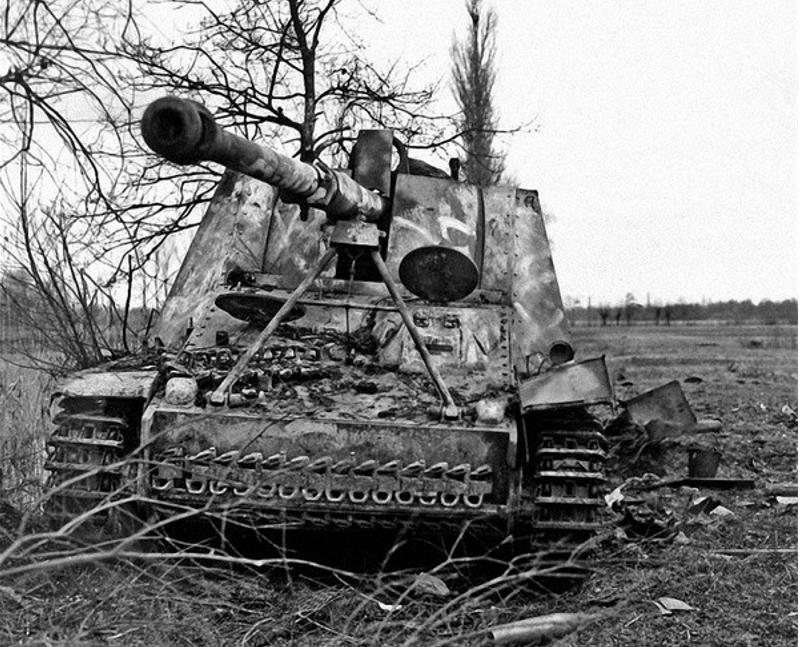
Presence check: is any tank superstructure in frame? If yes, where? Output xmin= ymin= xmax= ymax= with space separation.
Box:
xmin=45 ymin=96 xmax=615 ymax=555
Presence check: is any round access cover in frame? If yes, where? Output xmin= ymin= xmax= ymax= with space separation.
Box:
xmin=398 ymin=246 xmax=479 ymax=302
xmin=214 ymin=292 xmax=306 ymax=326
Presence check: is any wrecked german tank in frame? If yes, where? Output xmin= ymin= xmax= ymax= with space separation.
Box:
xmin=44 ymin=96 xmax=615 ymax=560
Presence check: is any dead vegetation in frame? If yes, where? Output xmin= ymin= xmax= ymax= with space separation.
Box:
xmin=0 ymin=360 xmax=49 ymax=511
xmin=0 ymin=324 xmax=796 ymax=646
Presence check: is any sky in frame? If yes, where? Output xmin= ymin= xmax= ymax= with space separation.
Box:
xmin=359 ymin=1 xmax=797 ymax=306
xmin=2 ymin=1 xmax=795 ymax=307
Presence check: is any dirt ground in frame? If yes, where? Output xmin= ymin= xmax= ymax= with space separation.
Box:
xmin=0 ymin=324 xmax=796 ymax=646
xmin=560 ymin=324 xmax=798 ymax=646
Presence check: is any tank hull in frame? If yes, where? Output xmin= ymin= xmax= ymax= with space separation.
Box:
xmin=44 ymin=101 xmax=613 ymax=567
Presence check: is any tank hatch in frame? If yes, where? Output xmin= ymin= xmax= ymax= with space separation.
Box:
xmin=214 ymin=291 xmax=305 ymax=326
xmin=398 ymin=246 xmax=478 ymax=302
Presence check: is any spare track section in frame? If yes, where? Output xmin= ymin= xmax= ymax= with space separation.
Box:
xmin=150 ymin=450 xmax=494 ymax=513
xmin=45 ymin=404 xmax=136 ymax=523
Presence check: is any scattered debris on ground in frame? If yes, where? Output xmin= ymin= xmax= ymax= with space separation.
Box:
xmin=489 ymin=611 xmax=604 ymax=645
xmin=1 ymin=325 xmax=795 ymax=646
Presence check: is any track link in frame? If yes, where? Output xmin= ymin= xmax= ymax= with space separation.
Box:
xmin=532 ymin=421 xmax=607 ymax=538
xmin=45 ymin=405 xmax=136 ymax=522
xmin=149 ymin=448 xmax=495 ymax=511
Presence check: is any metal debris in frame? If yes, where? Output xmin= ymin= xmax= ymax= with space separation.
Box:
xmin=489 ymin=612 xmax=602 ymax=645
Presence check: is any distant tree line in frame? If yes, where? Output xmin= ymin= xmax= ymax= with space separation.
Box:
xmin=570 ymin=299 xmax=797 ymax=327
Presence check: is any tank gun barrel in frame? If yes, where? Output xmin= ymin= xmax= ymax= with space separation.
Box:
xmin=141 ymin=96 xmax=388 ymax=221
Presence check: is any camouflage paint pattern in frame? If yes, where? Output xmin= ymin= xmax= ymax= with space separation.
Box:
xmin=155 ymin=172 xmax=275 ymax=348
xmin=146 ymin=406 xmax=512 ymax=499
xmin=509 ymin=189 xmax=571 ymax=376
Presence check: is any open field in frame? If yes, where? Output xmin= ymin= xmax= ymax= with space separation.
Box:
xmin=564 ymin=324 xmax=798 ymax=646
xmin=0 ymin=324 xmax=796 ymax=646
xmin=574 ymin=324 xmax=798 ymax=478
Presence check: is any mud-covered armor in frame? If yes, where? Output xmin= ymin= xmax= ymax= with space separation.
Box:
xmin=45 ymin=96 xmax=615 ymax=556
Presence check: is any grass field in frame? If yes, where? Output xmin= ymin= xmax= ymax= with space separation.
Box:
xmin=0 ymin=324 xmax=796 ymax=646
xmin=0 ymin=358 xmax=50 ymax=510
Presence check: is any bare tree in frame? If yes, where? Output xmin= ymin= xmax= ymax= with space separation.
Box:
xmin=0 ymin=0 xmax=463 ymax=368
xmin=0 ymin=155 xmax=147 ymax=368
xmin=126 ymin=0 xmax=452 ymax=164
xmin=450 ymin=0 xmax=505 ymax=185
xmin=0 ymin=0 xmax=175 ymax=366
xmin=598 ymin=307 xmax=610 ymax=326
xmin=624 ymin=292 xmax=641 ymax=326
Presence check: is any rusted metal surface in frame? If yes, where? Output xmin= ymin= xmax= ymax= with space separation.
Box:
xmin=386 ymin=178 xmax=570 ymax=377
xmin=154 ymin=172 xmax=273 ymax=348
xmin=509 ymin=189 xmax=571 ymax=377
xmin=146 ymin=405 xmax=511 ymax=507
xmin=261 ymin=201 xmax=333 ymax=288
xmin=150 ymin=409 xmax=509 ymax=466
xmin=49 ymin=98 xmax=613 ymax=547
xmin=373 ymin=304 xmax=511 ymax=384
xmin=398 ymin=246 xmax=479 ymax=302
xmin=528 ymin=421 xmax=607 ymax=532
xmin=518 ymin=357 xmax=613 ymax=411
xmin=624 ymin=380 xmax=697 ymax=426
xmin=350 ymin=129 xmax=393 ymax=195
xmin=142 ymin=97 xmax=318 ymax=194
xmin=209 ymin=247 xmax=338 ymax=405
xmin=369 ymin=247 xmax=459 ymax=417
xmin=478 ymin=185 xmax=515 ymax=291
xmin=330 ymin=219 xmax=382 ymax=247
xmin=214 ymin=291 xmax=306 ymax=325
xmin=142 ymin=96 xmax=388 ymax=221
xmin=45 ymin=407 xmax=134 ymax=511
xmin=173 ymin=324 xmax=513 ymax=425
xmin=154 ymin=460 xmax=494 ymax=507
xmin=53 ymin=369 xmax=157 ymax=400
xmin=386 ymin=175 xmax=481 ymax=285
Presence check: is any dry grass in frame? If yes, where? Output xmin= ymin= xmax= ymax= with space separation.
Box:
xmin=0 ymin=357 xmax=51 ymax=510
xmin=0 ymin=325 xmax=796 ymax=646
xmin=562 ymin=492 xmax=797 ymax=646
xmin=0 ymin=522 xmax=611 ymax=646
xmin=0 ymin=558 xmax=548 ymax=646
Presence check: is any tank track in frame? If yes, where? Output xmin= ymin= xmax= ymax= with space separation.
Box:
xmin=44 ymin=409 xmax=137 ymax=524
xmin=522 ymin=411 xmax=608 ymax=581
xmin=532 ymin=425 xmax=607 ymax=536
xmin=44 ymin=402 xmax=608 ymax=563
